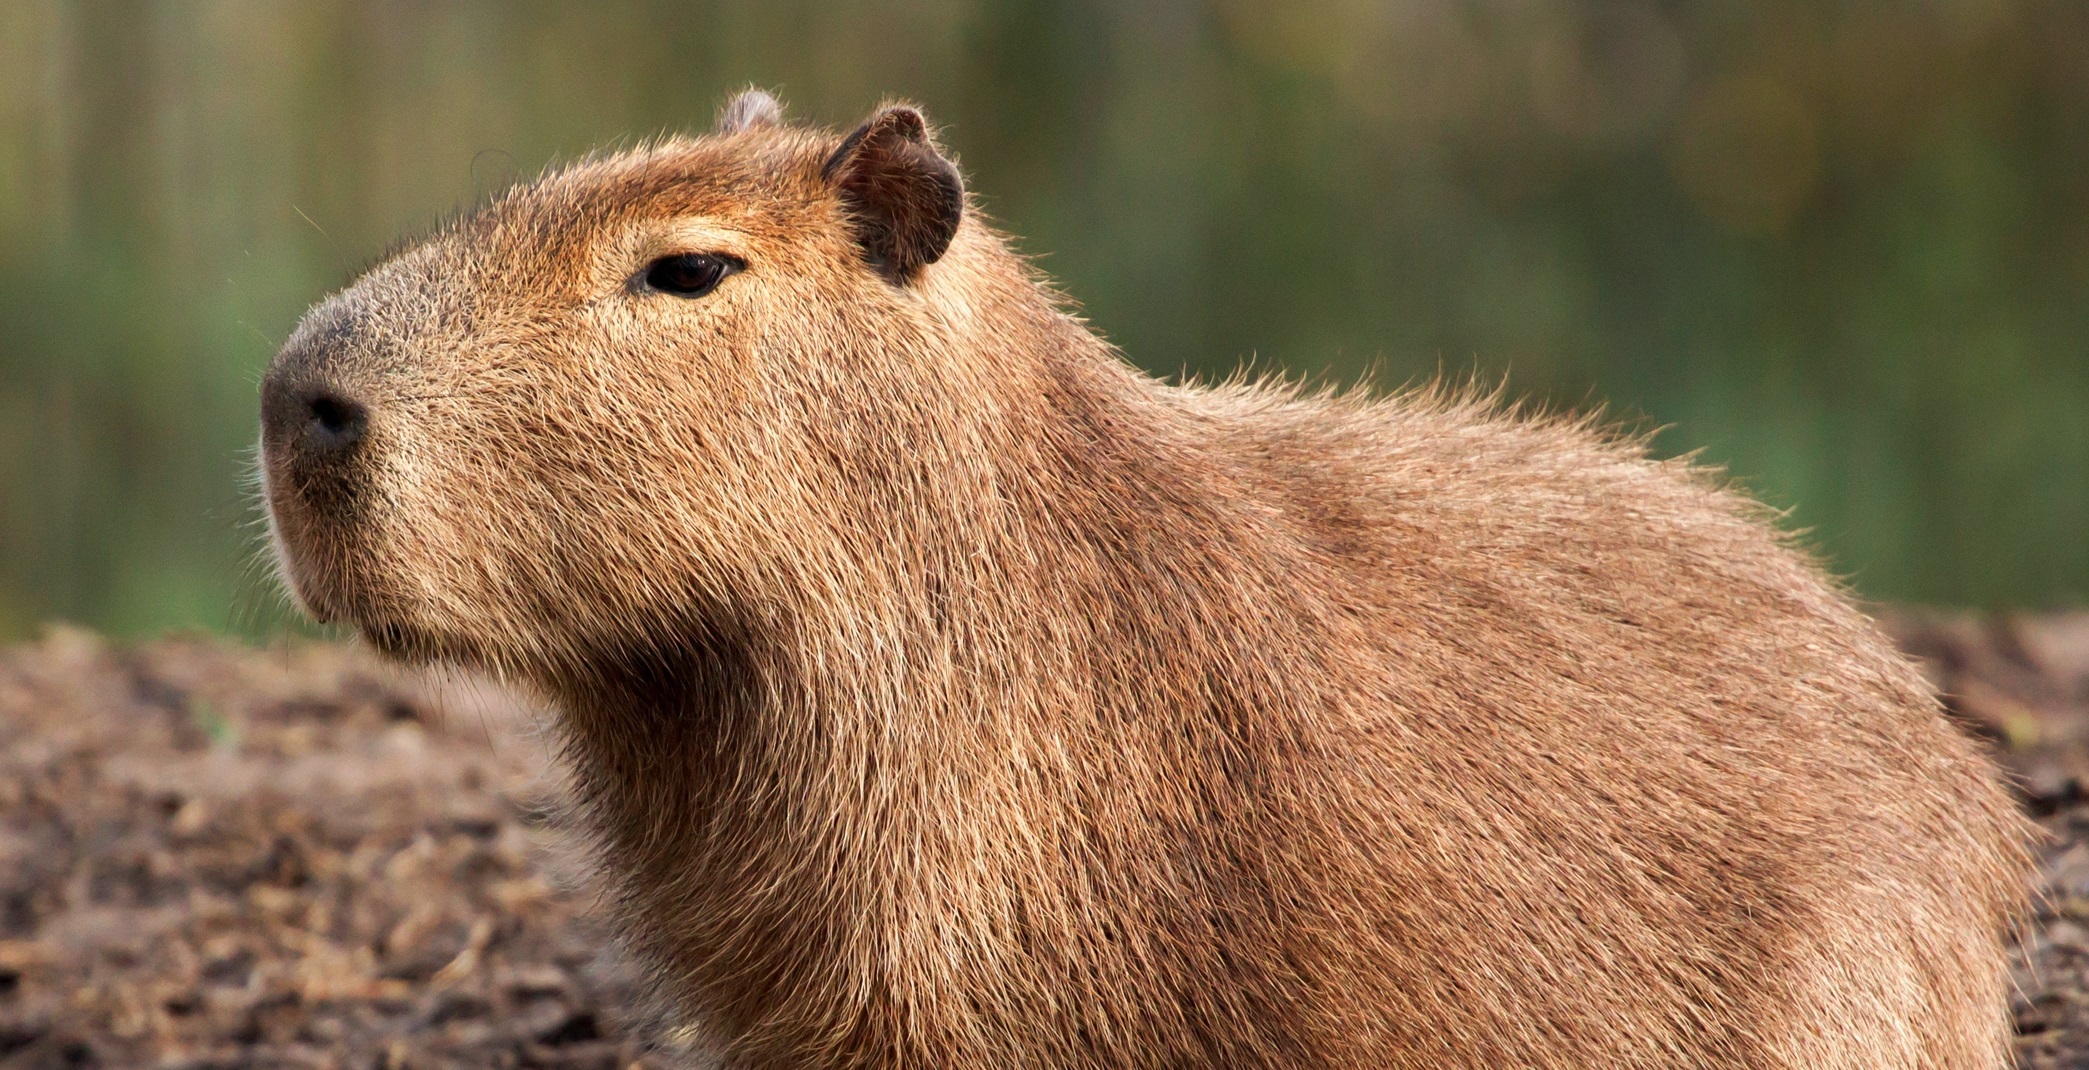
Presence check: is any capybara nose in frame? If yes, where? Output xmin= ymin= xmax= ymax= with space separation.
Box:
xmin=261 ymin=370 xmax=371 ymax=467
xmin=303 ymin=390 xmax=368 ymax=454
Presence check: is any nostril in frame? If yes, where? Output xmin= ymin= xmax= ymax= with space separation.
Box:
xmin=306 ymin=392 xmax=368 ymax=447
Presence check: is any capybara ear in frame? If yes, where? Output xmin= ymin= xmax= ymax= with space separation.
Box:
xmin=716 ymin=88 xmax=783 ymax=134
xmin=820 ymin=105 xmax=963 ymax=283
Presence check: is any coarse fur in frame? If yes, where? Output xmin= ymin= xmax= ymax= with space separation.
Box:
xmin=260 ymin=91 xmax=2033 ymax=1069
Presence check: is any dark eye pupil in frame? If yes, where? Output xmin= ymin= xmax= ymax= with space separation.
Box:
xmin=645 ymin=253 xmax=730 ymax=296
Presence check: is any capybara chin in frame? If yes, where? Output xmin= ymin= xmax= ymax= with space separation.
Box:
xmin=258 ymin=90 xmax=2032 ymax=1069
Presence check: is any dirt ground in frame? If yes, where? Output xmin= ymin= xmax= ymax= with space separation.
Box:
xmin=0 ymin=631 xmax=651 ymax=1070
xmin=2 ymin=611 xmax=2088 ymax=1069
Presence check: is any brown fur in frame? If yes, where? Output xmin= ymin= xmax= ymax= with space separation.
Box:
xmin=260 ymin=92 xmax=2034 ymax=1069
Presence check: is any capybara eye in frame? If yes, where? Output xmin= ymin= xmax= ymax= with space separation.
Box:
xmin=643 ymin=253 xmax=740 ymax=298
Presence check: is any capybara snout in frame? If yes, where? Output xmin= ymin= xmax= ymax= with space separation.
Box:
xmin=260 ymin=318 xmax=373 ymax=486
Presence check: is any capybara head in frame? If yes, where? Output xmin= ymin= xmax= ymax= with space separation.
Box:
xmin=261 ymin=92 xmax=989 ymax=675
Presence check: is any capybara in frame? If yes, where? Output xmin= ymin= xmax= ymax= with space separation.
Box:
xmin=259 ymin=90 xmax=2032 ymax=1069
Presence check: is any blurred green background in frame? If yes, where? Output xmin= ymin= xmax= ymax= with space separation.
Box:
xmin=1 ymin=0 xmax=2084 ymax=640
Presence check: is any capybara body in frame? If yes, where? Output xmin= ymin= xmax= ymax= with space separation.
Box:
xmin=260 ymin=92 xmax=2032 ymax=1068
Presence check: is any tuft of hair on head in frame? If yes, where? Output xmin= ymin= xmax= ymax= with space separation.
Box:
xmin=820 ymin=104 xmax=964 ymax=284
xmin=715 ymin=88 xmax=784 ymax=134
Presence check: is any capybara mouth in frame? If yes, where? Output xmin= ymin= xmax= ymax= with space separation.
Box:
xmin=260 ymin=458 xmax=334 ymax=622
xmin=261 ymin=435 xmax=466 ymax=668
xmin=273 ymin=544 xmax=433 ymax=661
xmin=261 ymin=461 xmax=394 ymax=643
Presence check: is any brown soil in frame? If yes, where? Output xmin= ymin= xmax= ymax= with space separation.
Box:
xmin=1 ymin=612 xmax=2086 ymax=1068
xmin=0 ymin=631 xmax=652 ymax=1069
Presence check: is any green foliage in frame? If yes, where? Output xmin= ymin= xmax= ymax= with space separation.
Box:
xmin=1 ymin=0 xmax=2083 ymax=638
